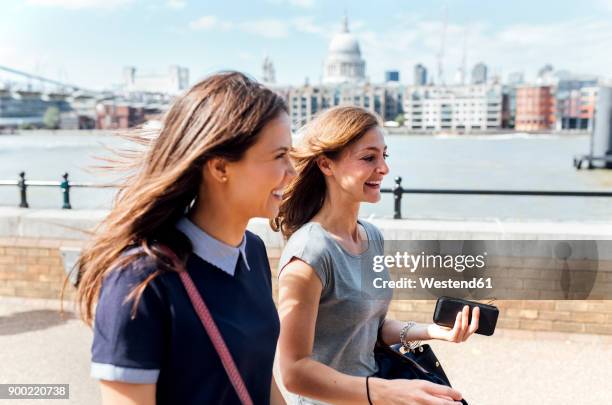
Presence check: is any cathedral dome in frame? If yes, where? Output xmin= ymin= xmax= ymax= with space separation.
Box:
xmin=328 ymin=32 xmax=361 ymax=55
xmin=322 ymin=15 xmax=366 ymax=85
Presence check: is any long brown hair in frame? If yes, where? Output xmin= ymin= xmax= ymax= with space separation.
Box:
xmin=272 ymin=106 xmax=381 ymax=238
xmin=75 ymin=71 xmax=287 ymax=326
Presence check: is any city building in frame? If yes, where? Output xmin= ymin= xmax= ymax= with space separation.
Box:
xmin=274 ymin=14 xmax=402 ymax=129
xmin=69 ymin=93 xmax=105 ymax=129
xmin=95 ymin=102 xmax=146 ymax=130
xmin=262 ymin=56 xmax=276 ymax=85
xmin=385 ymin=70 xmax=400 ymax=83
xmin=402 ymin=84 xmax=506 ymax=132
xmin=471 ymin=63 xmax=488 ymax=85
xmin=454 ymin=68 xmax=466 ymax=85
xmin=414 ymin=64 xmax=428 ymax=86
xmin=122 ymin=65 xmax=189 ymax=95
xmin=538 ymin=64 xmax=555 ymax=80
xmin=0 ymin=89 xmax=72 ymax=129
xmin=504 ymin=85 xmax=518 ymax=129
xmin=284 ymin=83 xmax=402 ymax=129
xmin=508 ymin=72 xmax=525 ymax=86
xmin=266 ymin=15 xmax=605 ymax=135
xmin=554 ymin=76 xmax=599 ymax=130
xmin=515 ymin=85 xmax=556 ymax=131
xmin=557 ymin=86 xmax=598 ymax=131
xmin=322 ymin=15 xmax=366 ymax=85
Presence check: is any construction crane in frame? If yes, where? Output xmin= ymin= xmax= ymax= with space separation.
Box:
xmin=436 ymin=5 xmax=448 ymax=85
xmin=460 ymin=28 xmax=468 ymax=85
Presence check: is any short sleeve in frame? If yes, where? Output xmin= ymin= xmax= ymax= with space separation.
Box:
xmin=279 ymin=225 xmax=332 ymax=291
xmin=362 ymin=220 xmax=384 ymax=253
xmin=90 ymin=259 xmax=168 ymax=384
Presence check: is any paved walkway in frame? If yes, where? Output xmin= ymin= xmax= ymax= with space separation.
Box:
xmin=0 ymin=296 xmax=611 ymax=405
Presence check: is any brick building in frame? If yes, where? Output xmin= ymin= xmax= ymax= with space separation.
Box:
xmin=515 ymin=85 xmax=556 ymax=132
xmin=95 ymin=102 xmax=146 ymax=130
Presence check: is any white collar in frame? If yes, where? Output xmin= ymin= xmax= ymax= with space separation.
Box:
xmin=176 ymin=217 xmax=250 ymax=276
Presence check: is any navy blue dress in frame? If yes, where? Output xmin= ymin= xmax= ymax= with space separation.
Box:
xmin=91 ymin=230 xmax=280 ymax=405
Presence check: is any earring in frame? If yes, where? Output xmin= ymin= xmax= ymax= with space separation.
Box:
xmin=221 ymin=176 xmax=228 ymax=182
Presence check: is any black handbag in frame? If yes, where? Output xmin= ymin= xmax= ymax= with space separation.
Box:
xmin=373 ymin=340 xmax=468 ymax=405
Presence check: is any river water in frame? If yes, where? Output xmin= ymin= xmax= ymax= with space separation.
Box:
xmin=1 ymin=130 xmax=611 ymax=222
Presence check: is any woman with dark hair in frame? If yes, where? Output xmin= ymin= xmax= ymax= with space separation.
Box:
xmin=76 ymin=71 xmax=295 ymax=405
xmin=274 ymin=106 xmax=479 ymax=405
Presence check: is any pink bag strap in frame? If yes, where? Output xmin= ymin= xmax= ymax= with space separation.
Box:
xmin=157 ymin=245 xmax=254 ymax=405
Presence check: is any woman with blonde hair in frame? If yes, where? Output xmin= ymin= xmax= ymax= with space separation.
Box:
xmin=76 ymin=71 xmax=295 ymax=405
xmin=274 ymin=106 xmax=479 ymax=405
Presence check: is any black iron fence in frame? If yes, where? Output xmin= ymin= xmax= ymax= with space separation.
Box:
xmin=0 ymin=172 xmax=114 ymax=210
xmin=1 ymin=173 xmax=612 ymax=219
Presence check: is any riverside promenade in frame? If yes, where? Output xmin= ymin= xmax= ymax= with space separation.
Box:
xmin=1 ymin=207 xmax=612 ymax=404
xmin=1 ymin=296 xmax=611 ymax=405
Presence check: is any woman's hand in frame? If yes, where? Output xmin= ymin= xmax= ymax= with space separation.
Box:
xmin=369 ymin=377 xmax=464 ymax=405
xmin=427 ymin=305 xmax=480 ymax=343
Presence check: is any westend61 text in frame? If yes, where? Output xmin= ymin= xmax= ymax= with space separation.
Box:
xmin=373 ymin=277 xmax=493 ymax=289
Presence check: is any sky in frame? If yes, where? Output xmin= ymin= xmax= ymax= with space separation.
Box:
xmin=1 ymin=0 xmax=612 ymax=90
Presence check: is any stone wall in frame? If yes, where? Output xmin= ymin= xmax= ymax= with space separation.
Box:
xmin=1 ymin=207 xmax=611 ymax=336
xmin=0 ymin=237 xmax=82 ymax=300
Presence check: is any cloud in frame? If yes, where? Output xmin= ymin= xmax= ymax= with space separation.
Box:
xmin=187 ymin=14 xmax=336 ymax=40
xmin=291 ymin=16 xmax=325 ymax=35
xmin=189 ymin=15 xmax=218 ymax=30
xmin=238 ymin=51 xmax=254 ymax=61
xmin=241 ymin=19 xmax=290 ymax=38
xmin=189 ymin=15 xmax=299 ymax=38
xmin=166 ymin=0 xmax=186 ymax=9
xmin=343 ymin=15 xmax=612 ymax=84
xmin=189 ymin=15 xmax=233 ymax=31
xmin=596 ymin=0 xmax=612 ymax=11
xmin=26 ymin=0 xmax=133 ymax=9
xmin=266 ymin=0 xmax=314 ymax=8
xmin=189 ymin=12 xmax=612 ymax=84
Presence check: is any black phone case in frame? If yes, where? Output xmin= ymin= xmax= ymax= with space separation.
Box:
xmin=433 ymin=296 xmax=499 ymax=336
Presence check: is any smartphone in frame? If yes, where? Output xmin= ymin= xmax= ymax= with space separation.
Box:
xmin=433 ymin=296 xmax=499 ymax=336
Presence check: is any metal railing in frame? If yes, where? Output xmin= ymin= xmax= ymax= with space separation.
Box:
xmin=0 ymin=172 xmax=114 ymax=210
xmin=1 ymin=173 xmax=612 ymax=218
xmin=381 ymin=177 xmax=612 ymax=219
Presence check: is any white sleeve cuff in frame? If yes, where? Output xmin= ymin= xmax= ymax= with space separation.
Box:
xmin=91 ymin=362 xmax=160 ymax=384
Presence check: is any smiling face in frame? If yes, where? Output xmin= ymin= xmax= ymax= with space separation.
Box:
xmin=225 ymin=112 xmax=296 ymax=219
xmin=321 ymin=126 xmax=389 ymax=204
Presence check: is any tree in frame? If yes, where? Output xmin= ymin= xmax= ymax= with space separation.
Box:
xmin=43 ymin=106 xmax=61 ymax=130
xmin=394 ymin=113 xmax=406 ymax=126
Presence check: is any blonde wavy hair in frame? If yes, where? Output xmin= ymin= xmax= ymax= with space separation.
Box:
xmin=272 ymin=106 xmax=381 ymax=238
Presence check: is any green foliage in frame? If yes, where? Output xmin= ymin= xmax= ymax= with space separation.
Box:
xmin=394 ymin=113 xmax=405 ymax=126
xmin=43 ymin=106 xmax=61 ymax=129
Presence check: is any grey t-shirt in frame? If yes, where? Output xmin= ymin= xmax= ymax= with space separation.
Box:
xmin=278 ymin=220 xmax=393 ymax=404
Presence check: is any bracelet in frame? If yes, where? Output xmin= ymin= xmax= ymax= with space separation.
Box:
xmin=399 ymin=321 xmax=422 ymax=351
xmin=366 ymin=376 xmax=373 ymax=405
